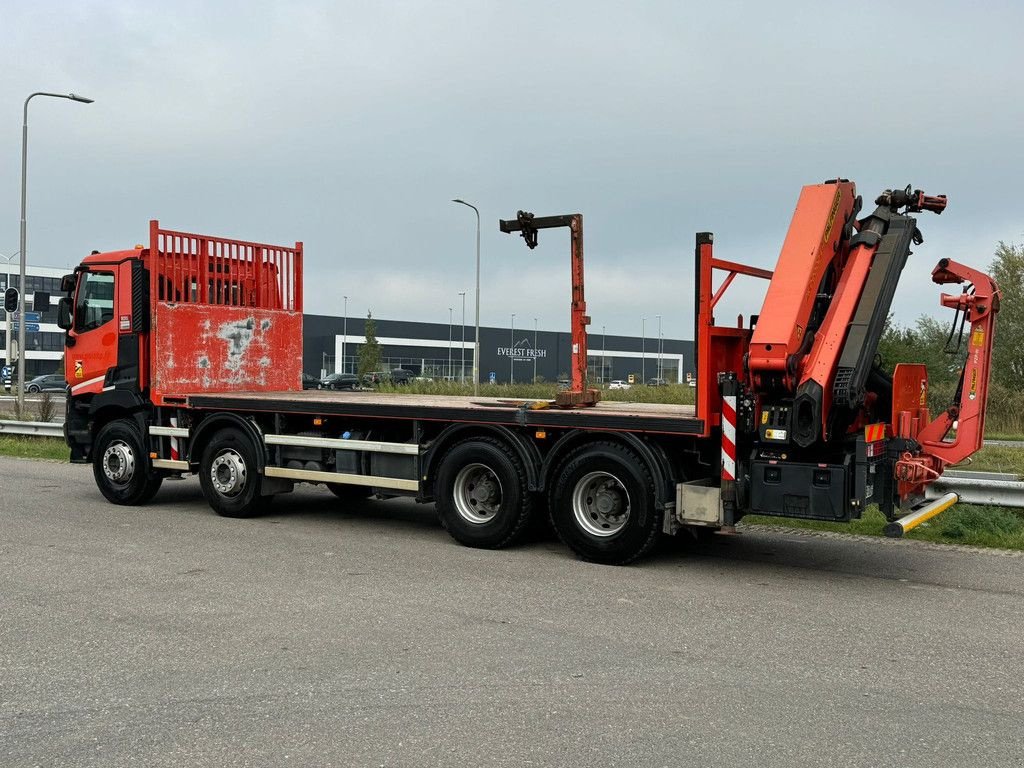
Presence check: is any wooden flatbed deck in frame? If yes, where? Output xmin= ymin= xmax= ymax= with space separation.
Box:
xmin=186 ymin=391 xmax=705 ymax=436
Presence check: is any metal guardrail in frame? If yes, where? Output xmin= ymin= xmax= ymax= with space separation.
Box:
xmin=0 ymin=419 xmax=64 ymax=437
xmin=927 ymin=469 xmax=1024 ymax=509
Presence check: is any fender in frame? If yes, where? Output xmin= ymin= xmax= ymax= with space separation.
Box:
xmin=422 ymin=423 xmax=543 ymax=493
xmin=541 ymin=430 xmax=677 ymax=508
xmin=66 ymin=389 xmax=150 ymax=462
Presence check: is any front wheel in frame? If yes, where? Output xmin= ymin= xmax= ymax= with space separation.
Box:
xmin=435 ymin=437 xmax=534 ymax=549
xmin=199 ymin=428 xmax=272 ymax=518
xmin=28 ymin=385 xmax=40 ymax=393
xmin=549 ymin=441 xmax=660 ymax=565
xmin=93 ymin=419 xmax=163 ymax=505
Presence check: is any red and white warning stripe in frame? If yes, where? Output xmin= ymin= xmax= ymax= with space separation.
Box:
xmin=169 ymin=417 xmax=180 ymax=461
xmin=721 ymin=395 xmax=737 ymax=482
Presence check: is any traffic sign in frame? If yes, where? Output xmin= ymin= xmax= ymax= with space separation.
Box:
xmin=11 ymin=323 xmax=40 ymax=332
xmin=22 ymin=312 xmax=40 ymax=323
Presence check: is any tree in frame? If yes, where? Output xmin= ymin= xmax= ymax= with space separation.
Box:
xmin=990 ymin=241 xmax=1023 ymax=387
xmin=357 ymin=311 xmax=382 ymax=378
xmin=877 ymin=314 xmax=965 ymax=387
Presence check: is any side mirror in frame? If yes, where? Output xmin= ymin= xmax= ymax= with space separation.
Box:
xmin=57 ymin=297 xmax=73 ymax=330
xmin=60 ymin=273 xmax=76 ymax=293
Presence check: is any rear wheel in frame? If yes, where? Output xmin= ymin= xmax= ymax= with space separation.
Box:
xmin=199 ymin=428 xmax=272 ymax=518
xmin=93 ymin=419 xmax=163 ymax=505
xmin=435 ymin=437 xmax=533 ymax=549
xmin=549 ymin=441 xmax=660 ymax=565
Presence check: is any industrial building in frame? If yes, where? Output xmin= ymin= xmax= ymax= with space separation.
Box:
xmin=1 ymin=262 xmax=696 ymax=388
xmin=1 ymin=264 xmax=65 ymax=381
xmin=303 ymin=314 xmax=695 ymax=385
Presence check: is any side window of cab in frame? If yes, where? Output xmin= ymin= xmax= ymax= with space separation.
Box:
xmin=74 ymin=271 xmax=115 ymax=332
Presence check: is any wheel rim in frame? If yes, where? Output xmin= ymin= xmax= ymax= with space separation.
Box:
xmin=572 ymin=471 xmax=630 ymax=538
xmin=210 ymin=449 xmax=247 ymax=497
xmin=102 ymin=439 xmax=136 ymax=486
xmin=452 ymin=463 xmax=503 ymax=525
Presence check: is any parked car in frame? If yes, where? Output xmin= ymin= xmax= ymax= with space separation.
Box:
xmin=318 ymin=373 xmax=360 ymax=391
xmin=646 ymin=377 xmax=667 ymax=387
xmin=390 ymin=368 xmax=415 ymax=385
xmin=609 ymin=380 xmax=631 ymax=390
xmin=25 ymin=373 xmax=68 ymax=393
xmin=301 ymin=373 xmax=320 ymax=390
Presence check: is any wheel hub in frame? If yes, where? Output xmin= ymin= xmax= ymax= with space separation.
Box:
xmin=102 ymin=440 xmax=136 ymax=485
xmin=453 ymin=463 xmax=503 ymax=525
xmin=210 ymin=449 xmax=247 ymax=496
xmin=572 ymin=471 xmax=630 ymax=538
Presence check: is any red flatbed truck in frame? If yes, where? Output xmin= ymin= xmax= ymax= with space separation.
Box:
xmin=57 ymin=182 xmax=1001 ymax=564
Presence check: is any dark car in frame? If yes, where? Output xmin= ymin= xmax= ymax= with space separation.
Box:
xmin=390 ymin=368 xmax=414 ymax=385
xmin=318 ymin=373 xmax=360 ymax=391
xmin=26 ymin=373 xmax=68 ymax=393
xmin=646 ymin=377 xmax=667 ymax=387
xmin=301 ymin=373 xmax=320 ymax=390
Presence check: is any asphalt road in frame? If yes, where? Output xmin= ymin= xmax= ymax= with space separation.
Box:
xmin=1 ymin=457 xmax=1022 ymax=768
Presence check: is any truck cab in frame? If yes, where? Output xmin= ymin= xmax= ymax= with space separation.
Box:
xmin=58 ymin=223 xmax=303 ymax=466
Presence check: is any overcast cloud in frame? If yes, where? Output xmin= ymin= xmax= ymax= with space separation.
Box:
xmin=1 ymin=0 xmax=1021 ymax=340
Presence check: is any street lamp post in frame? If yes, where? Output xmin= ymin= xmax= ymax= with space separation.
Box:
xmin=533 ymin=317 xmax=538 ymax=384
xmin=452 ymin=199 xmax=480 ymax=396
xmin=459 ymin=291 xmax=466 ymax=384
xmin=602 ymin=325 xmax=606 ymax=384
xmin=641 ymin=317 xmax=646 ymax=383
xmin=18 ymin=91 xmax=93 ymax=410
xmin=342 ymin=294 xmax=348 ymax=374
xmin=510 ymin=313 xmax=515 ymax=384
xmin=656 ymin=314 xmax=663 ymax=382
xmin=448 ymin=307 xmax=453 ymax=380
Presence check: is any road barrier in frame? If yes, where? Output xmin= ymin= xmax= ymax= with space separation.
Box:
xmin=927 ymin=470 xmax=1024 ymax=509
xmin=0 ymin=419 xmax=64 ymax=437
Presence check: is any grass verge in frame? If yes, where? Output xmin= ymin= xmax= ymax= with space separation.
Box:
xmin=744 ymin=503 xmax=1024 ymax=551
xmin=0 ymin=435 xmax=70 ymax=461
xmin=370 ymin=380 xmax=697 ymax=404
xmin=956 ymin=445 xmax=1024 ymax=476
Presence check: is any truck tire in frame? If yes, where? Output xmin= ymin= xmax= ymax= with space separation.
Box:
xmin=199 ymin=428 xmax=272 ymax=518
xmin=93 ymin=419 xmax=163 ymax=506
xmin=435 ymin=437 xmax=534 ymax=549
xmin=548 ymin=441 xmax=660 ymax=565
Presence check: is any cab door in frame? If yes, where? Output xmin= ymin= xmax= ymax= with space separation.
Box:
xmin=67 ymin=269 xmax=118 ymax=397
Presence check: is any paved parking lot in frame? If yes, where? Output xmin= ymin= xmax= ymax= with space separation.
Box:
xmin=1 ymin=456 xmax=1022 ymax=767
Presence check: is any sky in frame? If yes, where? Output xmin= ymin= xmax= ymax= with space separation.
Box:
xmin=1 ymin=0 xmax=1022 ymax=342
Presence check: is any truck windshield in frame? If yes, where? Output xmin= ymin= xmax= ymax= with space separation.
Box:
xmin=74 ymin=271 xmax=115 ymax=331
